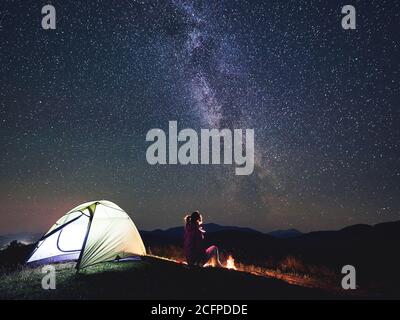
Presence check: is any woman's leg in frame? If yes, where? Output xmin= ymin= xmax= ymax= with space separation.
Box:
xmin=205 ymin=245 xmax=223 ymax=267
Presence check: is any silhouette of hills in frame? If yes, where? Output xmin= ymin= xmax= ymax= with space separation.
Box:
xmin=268 ymin=228 xmax=303 ymax=238
xmin=0 ymin=232 xmax=41 ymax=248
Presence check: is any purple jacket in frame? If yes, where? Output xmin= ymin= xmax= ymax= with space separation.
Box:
xmin=184 ymin=223 xmax=206 ymax=264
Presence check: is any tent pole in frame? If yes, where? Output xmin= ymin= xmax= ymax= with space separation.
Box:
xmin=75 ymin=204 xmax=96 ymax=272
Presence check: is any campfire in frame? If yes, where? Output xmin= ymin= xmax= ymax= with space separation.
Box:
xmin=225 ymin=255 xmax=237 ymax=270
xmin=203 ymin=257 xmax=217 ymax=268
xmin=203 ymin=254 xmax=237 ymax=270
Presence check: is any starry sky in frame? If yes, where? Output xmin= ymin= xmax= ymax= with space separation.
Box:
xmin=0 ymin=0 xmax=399 ymax=234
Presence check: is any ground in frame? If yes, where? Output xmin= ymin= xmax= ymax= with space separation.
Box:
xmin=0 ymin=256 xmax=340 ymax=300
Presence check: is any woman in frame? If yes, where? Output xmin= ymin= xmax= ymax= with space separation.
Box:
xmin=183 ymin=211 xmax=223 ymax=267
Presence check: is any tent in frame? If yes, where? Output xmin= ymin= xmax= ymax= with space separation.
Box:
xmin=27 ymin=200 xmax=146 ymax=270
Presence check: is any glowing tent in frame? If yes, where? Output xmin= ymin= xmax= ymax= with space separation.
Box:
xmin=27 ymin=200 xmax=146 ymax=270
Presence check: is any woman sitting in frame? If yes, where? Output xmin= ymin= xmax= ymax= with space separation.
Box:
xmin=183 ymin=211 xmax=223 ymax=267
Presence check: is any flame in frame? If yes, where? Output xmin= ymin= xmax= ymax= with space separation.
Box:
xmin=226 ymin=255 xmax=236 ymax=270
xmin=203 ymin=257 xmax=217 ymax=268
xmin=204 ymin=255 xmax=237 ymax=269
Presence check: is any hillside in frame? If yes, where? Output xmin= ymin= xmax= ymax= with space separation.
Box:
xmin=1 ymin=220 xmax=399 ymax=298
xmin=0 ymin=256 xmax=337 ymax=300
xmin=144 ymin=220 xmax=400 ymax=297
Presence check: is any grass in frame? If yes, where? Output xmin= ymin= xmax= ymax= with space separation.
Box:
xmin=0 ymin=261 xmax=148 ymax=299
xmin=0 ymin=256 xmax=340 ymax=300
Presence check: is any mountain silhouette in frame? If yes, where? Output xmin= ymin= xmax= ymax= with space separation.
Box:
xmin=268 ymin=228 xmax=303 ymax=238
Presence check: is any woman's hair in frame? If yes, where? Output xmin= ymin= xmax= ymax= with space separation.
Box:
xmin=185 ymin=211 xmax=202 ymax=226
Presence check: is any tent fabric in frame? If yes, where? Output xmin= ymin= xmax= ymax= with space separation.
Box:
xmin=27 ymin=214 xmax=89 ymax=263
xmin=27 ymin=200 xmax=146 ymax=269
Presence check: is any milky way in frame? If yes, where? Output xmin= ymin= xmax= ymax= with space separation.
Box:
xmin=0 ymin=0 xmax=399 ymax=233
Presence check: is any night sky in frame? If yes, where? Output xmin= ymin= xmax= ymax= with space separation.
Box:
xmin=0 ymin=0 xmax=399 ymax=234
